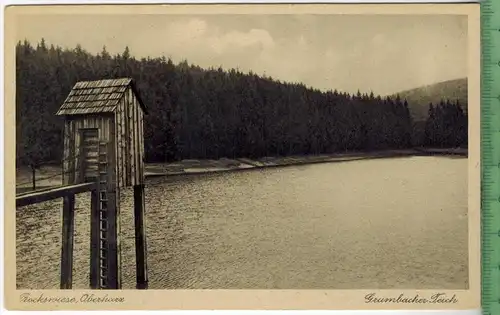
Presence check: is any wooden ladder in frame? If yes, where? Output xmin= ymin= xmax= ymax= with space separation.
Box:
xmin=89 ymin=141 xmax=115 ymax=289
xmin=89 ymin=141 xmax=120 ymax=289
xmin=97 ymin=141 xmax=110 ymax=288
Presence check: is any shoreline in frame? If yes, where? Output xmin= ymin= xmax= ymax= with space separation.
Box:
xmin=15 ymin=148 xmax=467 ymax=194
xmin=145 ymin=148 xmax=467 ymax=178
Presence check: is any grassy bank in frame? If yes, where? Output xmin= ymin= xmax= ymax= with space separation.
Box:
xmin=16 ymin=148 xmax=467 ymax=194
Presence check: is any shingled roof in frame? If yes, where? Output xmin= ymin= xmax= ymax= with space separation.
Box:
xmin=56 ymin=78 xmax=147 ymax=116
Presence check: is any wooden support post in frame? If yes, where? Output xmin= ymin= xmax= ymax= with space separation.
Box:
xmin=133 ymin=184 xmax=148 ymax=289
xmin=60 ymin=194 xmax=76 ymax=289
xmin=107 ymin=189 xmax=120 ymax=289
xmin=107 ymin=135 xmax=121 ymax=290
xmin=89 ymin=188 xmax=99 ymax=289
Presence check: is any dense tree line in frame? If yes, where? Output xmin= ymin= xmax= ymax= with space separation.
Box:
xmin=15 ymin=39 xmax=467 ymax=168
xmin=424 ymin=100 xmax=468 ymax=148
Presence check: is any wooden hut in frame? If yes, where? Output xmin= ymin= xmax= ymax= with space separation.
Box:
xmin=56 ymin=78 xmax=147 ymax=187
xmin=56 ymin=78 xmax=149 ymax=289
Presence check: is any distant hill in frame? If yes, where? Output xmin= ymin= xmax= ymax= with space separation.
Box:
xmin=392 ymin=78 xmax=468 ymax=121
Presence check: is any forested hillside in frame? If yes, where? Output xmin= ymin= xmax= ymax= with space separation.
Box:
xmin=393 ymin=78 xmax=468 ymax=121
xmin=15 ymin=40 xmax=467 ymax=169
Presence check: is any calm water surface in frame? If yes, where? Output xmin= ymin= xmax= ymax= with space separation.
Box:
xmin=16 ymin=156 xmax=468 ymax=289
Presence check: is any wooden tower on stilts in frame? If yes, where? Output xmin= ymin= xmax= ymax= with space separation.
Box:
xmin=56 ymin=78 xmax=148 ymax=289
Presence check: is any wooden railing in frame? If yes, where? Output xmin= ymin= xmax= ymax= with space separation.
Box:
xmin=16 ymin=182 xmax=97 ymax=289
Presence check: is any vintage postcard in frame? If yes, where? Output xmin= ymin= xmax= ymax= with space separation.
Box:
xmin=4 ymin=2 xmax=480 ymax=311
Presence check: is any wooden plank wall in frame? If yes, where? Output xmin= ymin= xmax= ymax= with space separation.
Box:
xmin=116 ymin=95 xmax=124 ymax=188
xmin=64 ymin=116 xmax=113 ymax=184
xmin=125 ymin=88 xmax=131 ymax=186
xmin=115 ymin=86 xmax=144 ymax=188
xmin=62 ymin=120 xmax=74 ymax=185
xmin=117 ymin=93 xmax=126 ymax=187
xmin=138 ymin=106 xmax=144 ymax=183
xmin=130 ymin=88 xmax=136 ymax=186
xmin=132 ymin=87 xmax=145 ymax=185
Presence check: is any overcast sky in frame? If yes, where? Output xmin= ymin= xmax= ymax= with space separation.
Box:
xmin=16 ymin=14 xmax=467 ymax=96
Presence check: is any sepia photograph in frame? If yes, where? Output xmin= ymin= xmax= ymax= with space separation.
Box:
xmin=4 ymin=2 xmax=481 ymax=311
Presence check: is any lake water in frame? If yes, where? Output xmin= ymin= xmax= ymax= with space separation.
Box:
xmin=16 ymin=156 xmax=469 ymax=289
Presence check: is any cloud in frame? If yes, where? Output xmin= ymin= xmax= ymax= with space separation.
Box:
xmin=16 ymin=14 xmax=467 ymax=95
xmin=159 ymin=18 xmax=298 ymax=80
xmin=168 ymin=18 xmax=208 ymax=42
xmin=162 ymin=18 xmax=275 ymax=57
xmin=211 ymin=29 xmax=275 ymax=54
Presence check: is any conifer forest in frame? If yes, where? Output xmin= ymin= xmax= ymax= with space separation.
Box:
xmin=16 ymin=40 xmax=468 ymax=169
